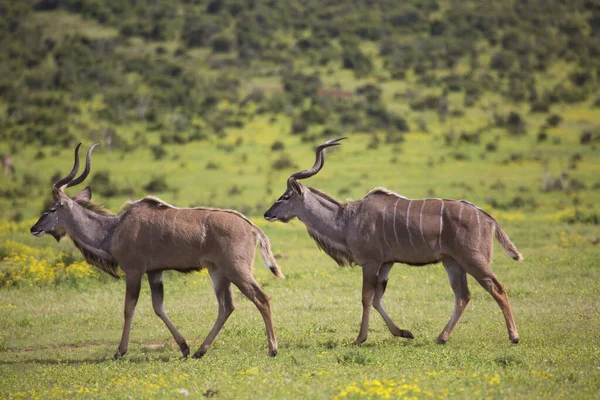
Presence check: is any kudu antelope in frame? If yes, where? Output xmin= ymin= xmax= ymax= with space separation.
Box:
xmin=264 ymin=138 xmax=522 ymax=345
xmin=31 ymin=143 xmax=283 ymax=359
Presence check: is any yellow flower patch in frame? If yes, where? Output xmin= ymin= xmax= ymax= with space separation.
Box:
xmin=335 ymin=379 xmax=431 ymax=399
xmin=0 ymin=239 xmax=99 ymax=287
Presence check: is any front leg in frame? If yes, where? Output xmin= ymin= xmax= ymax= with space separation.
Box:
xmin=148 ymin=271 xmax=190 ymax=358
xmin=115 ymin=271 xmax=143 ymax=359
xmin=373 ymin=263 xmax=414 ymax=339
xmin=354 ymin=264 xmax=379 ymax=345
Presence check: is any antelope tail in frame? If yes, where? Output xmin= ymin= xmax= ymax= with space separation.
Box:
xmin=494 ymin=223 xmax=523 ymax=261
xmin=256 ymin=228 xmax=285 ymax=278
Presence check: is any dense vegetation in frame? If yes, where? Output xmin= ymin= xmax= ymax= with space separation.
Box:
xmin=2 ymin=0 xmax=600 ymax=220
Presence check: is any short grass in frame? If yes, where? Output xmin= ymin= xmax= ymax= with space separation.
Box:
xmin=0 ymin=216 xmax=599 ymax=399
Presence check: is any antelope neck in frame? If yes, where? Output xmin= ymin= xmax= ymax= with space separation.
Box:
xmin=66 ymin=203 xmax=119 ymax=261
xmin=298 ymin=190 xmax=347 ymax=244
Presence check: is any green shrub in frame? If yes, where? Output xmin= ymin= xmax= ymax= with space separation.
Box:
xmin=211 ymin=33 xmax=234 ymax=53
xmin=143 ymin=176 xmax=169 ymax=193
xmin=151 ymin=145 xmax=167 ymax=160
xmin=272 ymin=154 xmax=296 ymax=170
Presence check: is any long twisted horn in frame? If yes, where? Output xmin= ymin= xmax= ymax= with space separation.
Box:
xmin=67 ymin=143 xmax=99 ymax=188
xmin=287 ymin=137 xmax=346 ymax=186
xmin=53 ymin=143 xmax=82 ymax=191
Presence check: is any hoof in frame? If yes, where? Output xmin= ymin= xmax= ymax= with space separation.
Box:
xmin=436 ymin=337 xmax=447 ymax=345
xmin=511 ymin=338 xmax=519 ymax=344
xmin=400 ymin=330 xmax=414 ymax=339
xmin=113 ymin=351 xmax=125 ymax=359
xmin=269 ymin=349 xmax=278 ymax=357
xmin=352 ymin=338 xmax=366 ymax=346
xmin=192 ymin=350 xmax=206 ymax=359
xmin=180 ymin=341 xmax=190 ymax=358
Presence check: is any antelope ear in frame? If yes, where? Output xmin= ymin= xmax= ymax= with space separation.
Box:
xmin=72 ymin=186 xmax=92 ymax=202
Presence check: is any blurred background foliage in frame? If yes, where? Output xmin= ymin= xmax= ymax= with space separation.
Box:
xmin=0 ymin=0 xmax=599 ymax=221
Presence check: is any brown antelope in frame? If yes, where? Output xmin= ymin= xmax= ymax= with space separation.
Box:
xmin=2 ymin=154 xmax=15 ymax=176
xmin=264 ymin=138 xmax=522 ymax=345
xmin=31 ymin=143 xmax=283 ymax=359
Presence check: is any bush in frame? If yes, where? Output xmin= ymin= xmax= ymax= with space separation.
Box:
xmin=282 ymin=72 xmax=322 ymax=105
xmin=409 ymin=95 xmax=440 ymax=111
xmin=271 ymin=141 xmax=285 ymax=151
xmin=302 ymin=105 xmax=328 ymax=124
xmin=530 ymin=100 xmax=551 ymax=113
xmin=143 ymin=176 xmax=169 ymax=193
xmin=272 ymin=154 xmax=295 ymax=170
xmin=355 ymin=84 xmax=382 ymax=103
xmin=563 ymin=210 xmax=600 ymax=225
xmin=151 ymin=145 xmax=167 ymax=160
xmin=88 ymin=170 xmax=132 ymax=198
xmin=385 ymin=131 xmax=405 ymax=144
xmin=227 ymin=185 xmax=242 ymax=196
xmin=430 ymin=20 xmax=446 ymax=36
xmin=546 ymin=113 xmax=562 ymax=127
xmin=490 ymin=50 xmax=517 ymax=71
xmin=211 ymin=34 xmax=234 ymax=53
xmin=291 ymin=117 xmax=308 ymax=135
xmin=182 ymin=14 xmax=222 ymax=48
xmin=506 ymin=111 xmax=527 ymax=136
xmin=341 ymin=41 xmax=373 ymax=78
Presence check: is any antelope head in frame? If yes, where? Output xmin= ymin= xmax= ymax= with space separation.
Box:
xmin=264 ymin=137 xmax=345 ymax=223
xmin=30 ymin=143 xmax=99 ymax=241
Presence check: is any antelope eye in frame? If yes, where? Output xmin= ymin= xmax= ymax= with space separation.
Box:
xmin=48 ymin=208 xmax=56 ymax=213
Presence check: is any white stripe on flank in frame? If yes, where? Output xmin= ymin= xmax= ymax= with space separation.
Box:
xmin=439 ymin=200 xmax=444 ymax=251
xmin=419 ymin=200 xmax=426 ymax=243
xmin=382 ymin=205 xmax=390 ymax=247
xmin=393 ymin=198 xmax=400 ymax=245
xmin=475 ymin=208 xmax=481 ymax=241
xmin=406 ymin=200 xmax=415 ymax=250
xmin=455 ymin=202 xmax=464 ymax=246
xmin=161 ymin=208 xmax=168 ymax=229
xmin=172 ymin=209 xmax=181 ymax=236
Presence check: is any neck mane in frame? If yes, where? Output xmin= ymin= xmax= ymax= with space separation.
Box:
xmin=69 ymin=199 xmax=121 ymax=278
xmin=303 ymin=188 xmax=356 ymax=267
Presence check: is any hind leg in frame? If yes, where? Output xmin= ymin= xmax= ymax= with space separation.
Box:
xmin=475 ymin=275 xmax=519 ymax=343
xmin=437 ymin=260 xmax=471 ymax=344
xmin=233 ymin=277 xmax=278 ymax=357
xmin=192 ymin=269 xmax=235 ymax=359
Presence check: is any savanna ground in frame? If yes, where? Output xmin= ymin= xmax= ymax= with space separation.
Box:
xmin=2 ymin=3 xmax=600 ymax=398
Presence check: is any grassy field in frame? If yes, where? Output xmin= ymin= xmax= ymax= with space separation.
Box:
xmin=0 ymin=217 xmax=599 ymax=399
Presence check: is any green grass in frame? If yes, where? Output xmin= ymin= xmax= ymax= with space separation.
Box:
xmin=0 ymin=219 xmax=599 ymax=399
